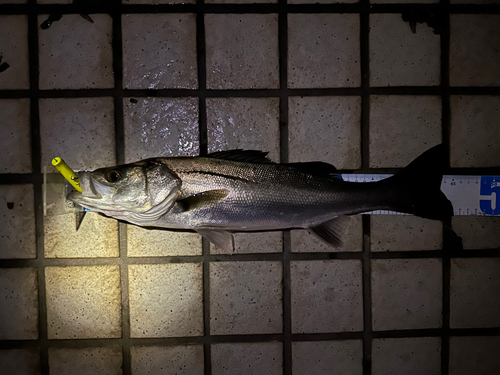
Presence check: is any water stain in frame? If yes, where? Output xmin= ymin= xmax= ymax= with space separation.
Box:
xmin=40 ymin=14 xmax=63 ymax=30
xmin=79 ymin=14 xmax=94 ymax=24
xmin=401 ymin=10 xmax=444 ymax=35
xmin=0 ymin=56 xmax=10 ymax=73
xmin=0 ymin=62 xmax=9 ymax=73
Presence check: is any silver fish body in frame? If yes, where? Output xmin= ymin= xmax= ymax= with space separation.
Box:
xmin=144 ymin=157 xmax=381 ymax=230
xmin=69 ymin=147 xmax=453 ymax=251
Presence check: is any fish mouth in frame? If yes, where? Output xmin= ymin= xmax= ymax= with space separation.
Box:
xmin=78 ymin=172 xmax=102 ymax=199
xmin=67 ymin=173 xmax=104 ymax=210
xmin=67 ymin=173 xmax=133 ymax=218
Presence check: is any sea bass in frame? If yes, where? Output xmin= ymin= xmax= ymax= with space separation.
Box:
xmin=68 ymin=145 xmax=453 ymax=252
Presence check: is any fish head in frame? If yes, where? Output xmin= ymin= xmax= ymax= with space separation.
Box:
xmin=68 ymin=159 xmax=181 ymax=222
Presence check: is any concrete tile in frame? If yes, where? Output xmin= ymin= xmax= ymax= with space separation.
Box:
xmin=370 ymin=14 xmax=440 ymax=86
xmin=292 ymin=340 xmax=363 ymax=375
xmin=205 ymin=14 xmax=279 ymax=89
xmin=450 ymin=95 xmax=500 ymax=168
xmin=48 ymin=347 xmax=122 ymax=375
xmin=207 ymin=97 xmax=280 ymax=162
xmin=44 ymin=213 xmax=119 ymax=258
xmin=450 ymin=15 xmax=500 ymax=86
xmin=0 ymin=16 xmax=29 ymax=89
xmin=123 ymin=97 xmax=199 ymax=164
xmin=127 ymin=226 xmax=202 ymax=256
xmin=451 ymin=216 xmax=500 ymax=250
xmin=288 ymin=96 xmax=361 ymax=169
xmin=211 ymin=342 xmax=282 ymax=375
xmin=38 ymin=14 xmax=113 ymax=89
xmin=369 ymin=95 xmax=441 ymax=168
xmin=371 ymin=216 xmax=442 ymax=251
xmin=210 ymin=231 xmax=283 ymax=254
xmin=0 ymin=99 xmax=31 ymax=173
xmin=210 ymin=261 xmax=282 ymax=335
xmin=0 ymin=184 xmax=36 ymax=259
xmin=288 ymin=14 xmax=360 ymax=88
xmin=291 ymin=215 xmax=363 ymax=253
xmin=131 ymin=345 xmax=203 ymax=375
xmin=371 ymin=259 xmax=442 ymax=330
xmin=450 ymin=258 xmax=500 ymax=328
xmin=45 ymin=266 xmax=121 ymax=339
xmin=449 ymin=336 xmax=500 ymax=375
xmin=129 ymin=264 xmax=203 ymax=337
xmin=0 ymin=268 xmax=38 ymax=340
xmin=39 ymin=97 xmax=115 ymax=171
xmin=0 ymin=348 xmax=40 ymax=375
xmin=291 ymin=260 xmax=363 ymax=333
xmin=372 ymin=337 xmax=441 ymax=375
xmin=122 ymin=14 xmax=197 ymax=89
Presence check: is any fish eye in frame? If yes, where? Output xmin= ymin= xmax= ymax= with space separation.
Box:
xmin=106 ymin=170 xmax=122 ymax=183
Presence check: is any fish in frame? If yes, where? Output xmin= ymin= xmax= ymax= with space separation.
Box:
xmin=68 ymin=145 xmax=453 ymax=252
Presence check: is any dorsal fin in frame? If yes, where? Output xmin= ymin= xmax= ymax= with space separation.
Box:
xmin=286 ymin=162 xmax=343 ymax=181
xmin=207 ymin=150 xmax=274 ymax=164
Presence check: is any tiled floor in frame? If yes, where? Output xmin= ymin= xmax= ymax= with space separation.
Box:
xmin=0 ymin=1 xmax=499 ymax=375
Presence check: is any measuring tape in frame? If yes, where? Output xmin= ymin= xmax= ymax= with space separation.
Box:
xmin=341 ymin=174 xmax=500 ymax=216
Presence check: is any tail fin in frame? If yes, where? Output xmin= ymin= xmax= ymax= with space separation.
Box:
xmin=388 ymin=145 xmax=453 ymax=221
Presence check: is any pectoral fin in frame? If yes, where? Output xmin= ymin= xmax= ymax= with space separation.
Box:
xmin=178 ymin=189 xmax=229 ymax=212
xmin=196 ymin=229 xmax=234 ymax=254
xmin=308 ymin=216 xmax=351 ymax=248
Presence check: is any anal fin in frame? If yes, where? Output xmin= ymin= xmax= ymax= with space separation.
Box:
xmin=308 ymin=216 xmax=351 ymax=248
xmin=196 ymin=229 xmax=234 ymax=254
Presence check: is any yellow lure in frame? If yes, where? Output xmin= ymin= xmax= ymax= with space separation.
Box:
xmin=52 ymin=157 xmax=82 ymax=192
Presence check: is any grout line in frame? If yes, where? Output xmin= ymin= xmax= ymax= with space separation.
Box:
xmin=440 ymin=3 xmax=452 ymax=374
xmin=0 ymin=174 xmax=37 ymax=184
xmin=442 ymin=254 xmax=451 ymax=375
xmin=202 ymin=238 xmax=212 ymax=375
xmin=362 ymin=216 xmax=373 ymax=375
xmin=27 ymin=2 xmax=49 ymax=374
xmin=2 ymin=3 xmax=500 ymax=15
xmin=5 ymin=86 xmax=500 ymax=101
xmin=110 ymin=5 xmax=132 ymax=375
xmin=2 ymin=248 xmax=500 ymax=269
xmin=119 ymin=223 xmax=132 ymax=375
xmin=4 ymin=86 xmax=500 ymax=100
xmin=360 ymin=5 xmax=370 ymax=173
xmin=196 ymin=6 xmax=208 ymax=158
xmin=2 ymin=326 xmax=500 ymax=350
xmin=113 ymin=20 xmax=125 ymax=166
xmin=278 ymin=3 xmax=292 ymax=375
xmin=359 ymin=1 xmax=373 ymax=373
xmin=195 ymin=3 xmax=212 ymax=374
xmin=282 ymin=231 xmax=292 ymax=375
